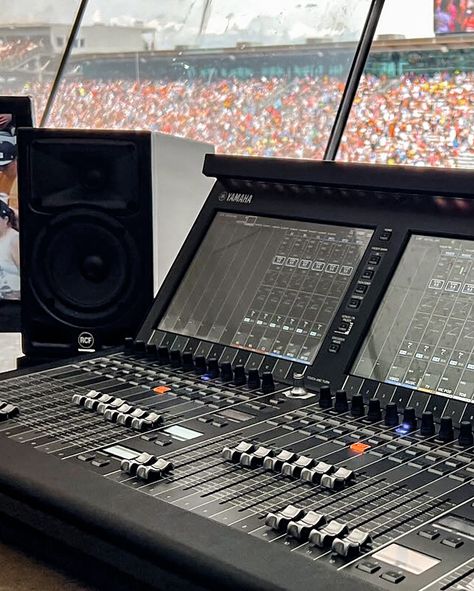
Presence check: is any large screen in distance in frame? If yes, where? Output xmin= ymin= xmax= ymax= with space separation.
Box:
xmin=158 ymin=212 xmax=373 ymax=365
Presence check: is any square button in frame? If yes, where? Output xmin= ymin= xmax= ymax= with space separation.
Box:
xmin=339 ymin=321 xmax=350 ymax=331
xmin=381 ymin=571 xmax=405 ymax=584
xmin=355 ymin=284 xmax=368 ymax=295
xmin=362 ymin=269 xmax=374 ymax=280
xmin=328 ymin=343 xmax=340 ymax=353
xmin=441 ymin=536 xmax=464 ymax=548
xmin=418 ymin=528 xmax=439 ymax=540
xmin=348 ymin=298 xmax=361 ymax=309
xmin=357 ymin=560 xmax=380 ymax=574
xmin=368 ymin=254 xmax=382 ymax=265
xmin=380 ymin=231 xmax=392 ymax=241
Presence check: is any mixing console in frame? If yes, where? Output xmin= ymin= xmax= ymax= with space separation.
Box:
xmin=1 ymin=156 xmax=474 ymax=591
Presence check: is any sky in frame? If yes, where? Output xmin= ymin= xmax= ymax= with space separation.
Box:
xmin=0 ymin=0 xmax=436 ymax=45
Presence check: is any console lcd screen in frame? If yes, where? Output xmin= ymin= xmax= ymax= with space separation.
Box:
xmin=372 ymin=544 xmax=440 ymax=575
xmin=353 ymin=234 xmax=474 ymax=401
xmin=158 ymin=212 xmax=373 ymax=364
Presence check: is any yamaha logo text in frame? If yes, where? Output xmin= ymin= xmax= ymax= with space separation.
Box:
xmin=218 ymin=192 xmax=253 ymax=204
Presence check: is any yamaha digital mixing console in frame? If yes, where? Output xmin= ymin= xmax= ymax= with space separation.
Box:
xmin=1 ymin=156 xmax=474 ymax=590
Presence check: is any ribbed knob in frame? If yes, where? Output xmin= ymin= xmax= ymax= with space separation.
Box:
xmin=367 ymin=398 xmax=382 ymax=422
xmin=420 ymin=411 xmax=435 ymax=437
xmin=438 ymin=417 xmax=454 ymax=442
xmin=319 ymin=385 xmax=332 ymax=409
xmin=458 ymin=421 xmax=474 ymax=447
xmin=194 ymin=355 xmax=207 ymax=375
xmin=170 ymin=349 xmax=181 ymax=368
xmin=207 ymin=358 xmax=219 ymax=379
xmin=261 ymin=372 xmax=275 ymax=394
xmin=182 ymin=352 xmax=194 ymax=371
xmin=220 ymin=362 xmax=233 ymax=383
xmin=234 ymin=365 xmax=246 ymax=386
xmin=385 ymin=402 xmax=399 ymax=427
xmin=248 ymin=369 xmax=261 ymax=390
xmin=402 ymin=407 xmax=417 ymax=431
xmin=157 ymin=346 xmax=169 ymax=365
xmin=351 ymin=394 xmax=365 ymax=417
xmin=334 ymin=390 xmax=348 ymax=414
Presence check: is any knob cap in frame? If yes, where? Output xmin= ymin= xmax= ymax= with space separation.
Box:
xmin=334 ymin=390 xmax=348 ymax=414
xmin=133 ymin=340 xmax=146 ymax=354
xmin=220 ymin=362 xmax=233 ymax=383
xmin=234 ymin=365 xmax=246 ymax=386
xmin=170 ymin=349 xmax=181 ymax=368
xmin=420 ymin=411 xmax=435 ymax=437
xmin=319 ymin=386 xmax=332 ymax=409
xmin=157 ymin=346 xmax=169 ymax=365
xmin=351 ymin=394 xmax=365 ymax=417
xmin=146 ymin=343 xmax=157 ymax=359
xmin=248 ymin=369 xmax=261 ymax=389
xmin=182 ymin=352 xmax=194 ymax=371
xmin=290 ymin=373 xmax=307 ymax=397
xmin=194 ymin=355 xmax=207 ymax=375
xmin=385 ymin=402 xmax=399 ymax=427
xmin=207 ymin=358 xmax=219 ymax=379
xmin=438 ymin=417 xmax=454 ymax=442
xmin=402 ymin=407 xmax=417 ymax=431
xmin=458 ymin=421 xmax=474 ymax=447
xmin=124 ymin=337 xmax=134 ymax=352
xmin=261 ymin=372 xmax=275 ymax=394
xmin=367 ymin=398 xmax=382 ymax=422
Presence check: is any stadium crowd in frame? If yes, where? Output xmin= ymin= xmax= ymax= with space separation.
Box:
xmin=11 ymin=70 xmax=474 ymax=167
xmin=0 ymin=39 xmax=39 ymax=66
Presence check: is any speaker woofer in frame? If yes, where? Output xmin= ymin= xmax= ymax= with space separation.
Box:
xmin=31 ymin=210 xmax=140 ymax=326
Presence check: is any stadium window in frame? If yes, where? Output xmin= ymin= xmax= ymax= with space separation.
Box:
xmin=46 ymin=0 xmax=373 ymax=160
xmin=338 ymin=0 xmax=474 ymax=169
xmin=56 ymin=37 xmax=64 ymax=48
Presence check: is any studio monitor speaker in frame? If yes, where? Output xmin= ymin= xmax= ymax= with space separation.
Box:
xmin=18 ymin=128 xmax=214 ymax=358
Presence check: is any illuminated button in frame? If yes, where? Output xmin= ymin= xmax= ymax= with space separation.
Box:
xmin=348 ymin=298 xmax=361 ymax=310
xmin=153 ymin=386 xmax=171 ymax=395
xmin=368 ymin=254 xmax=381 ymax=265
xmin=350 ymin=442 xmax=370 ymax=454
xmin=381 ymin=571 xmax=405 ymax=584
xmin=338 ymin=321 xmax=350 ymax=332
xmin=361 ymin=272 xmax=374 ymax=283
xmin=354 ymin=284 xmax=368 ymax=295
xmin=328 ymin=343 xmax=340 ymax=353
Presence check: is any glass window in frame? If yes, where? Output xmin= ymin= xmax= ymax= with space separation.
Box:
xmin=47 ymin=0 xmax=372 ymax=159
xmin=0 ymin=2 xmax=82 ymax=122
xmin=339 ymin=0 xmax=474 ymax=168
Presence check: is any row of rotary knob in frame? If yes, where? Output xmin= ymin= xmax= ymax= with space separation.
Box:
xmin=125 ymin=338 xmax=276 ymax=393
xmin=265 ymin=504 xmax=371 ymax=558
xmin=222 ymin=441 xmax=355 ymax=489
xmin=317 ymin=386 xmax=474 ymax=446
xmin=73 ymin=390 xmax=164 ymax=431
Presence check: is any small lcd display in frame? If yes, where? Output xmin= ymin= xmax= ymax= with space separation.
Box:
xmin=158 ymin=212 xmax=373 ymax=365
xmin=103 ymin=445 xmax=139 ymax=460
xmin=164 ymin=425 xmax=202 ymax=441
xmin=372 ymin=544 xmax=440 ymax=575
xmin=353 ymin=234 xmax=474 ymax=401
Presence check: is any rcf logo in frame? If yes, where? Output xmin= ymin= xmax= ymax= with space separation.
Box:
xmin=78 ymin=332 xmax=95 ymax=349
xmin=218 ymin=192 xmax=253 ymax=204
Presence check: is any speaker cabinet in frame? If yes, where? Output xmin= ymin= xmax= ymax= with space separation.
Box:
xmin=18 ymin=128 xmax=214 ymax=358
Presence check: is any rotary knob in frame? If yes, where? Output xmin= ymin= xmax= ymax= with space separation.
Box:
xmin=207 ymin=358 xmax=219 ymax=379
xmin=384 ymin=402 xmax=399 ymax=427
xmin=261 ymin=372 xmax=275 ymax=394
xmin=319 ymin=386 xmax=332 ymax=409
xmin=220 ymin=362 xmax=233 ymax=383
xmin=248 ymin=369 xmax=261 ymax=390
xmin=169 ymin=349 xmax=182 ymax=368
xmin=438 ymin=417 xmax=454 ymax=443
xmin=402 ymin=407 xmax=417 ymax=432
xmin=133 ymin=340 xmax=146 ymax=354
xmin=351 ymin=394 xmax=365 ymax=418
xmin=420 ymin=411 xmax=435 ymax=437
xmin=367 ymin=398 xmax=382 ymax=422
xmin=334 ymin=390 xmax=348 ymax=414
xmin=194 ymin=355 xmax=207 ymax=375
xmin=157 ymin=346 xmax=170 ymax=365
xmin=458 ymin=421 xmax=474 ymax=447
xmin=124 ymin=337 xmax=134 ymax=352
xmin=146 ymin=343 xmax=157 ymax=359
xmin=289 ymin=374 xmax=307 ymax=397
xmin=234 ymin=365 xmax=246 ymax=386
